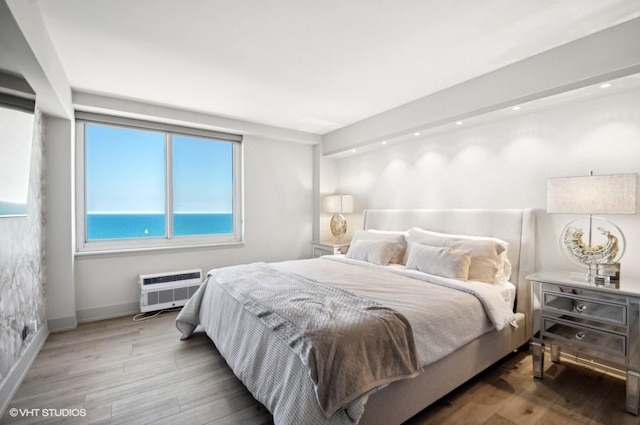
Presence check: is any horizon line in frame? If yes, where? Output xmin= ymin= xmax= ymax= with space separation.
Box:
xmin=87 ymin=211 xmax=232 ymax=215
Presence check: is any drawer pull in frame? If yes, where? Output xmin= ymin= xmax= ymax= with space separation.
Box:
xmin=575 ymin=331 xmax=586 ymax=341
xmin=574 ymin=304 xmax=587 ymax=313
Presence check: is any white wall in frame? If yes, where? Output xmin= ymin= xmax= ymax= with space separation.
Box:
xmin=335 ymin=87 xmax=640 ymax=278
xmin=74 ymin=135 xmax=313 ymax=321
xmin=316 ymin=152 xmax=339 ymax=243
xmin=44 ymin=116 xmax=77 ymax=330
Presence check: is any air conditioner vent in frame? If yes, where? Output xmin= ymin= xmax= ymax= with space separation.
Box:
xmin=141 ymin=271 xmax=202 ymax=286
xmin=139 ymin=269 xmax=202 ymax=313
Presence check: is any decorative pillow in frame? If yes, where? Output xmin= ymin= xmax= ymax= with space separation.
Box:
xmin=346 ymin=239 xmax=404 ymax=266
xmin=406 ymin=228 xmax=509 ymax=284
xmin=350 ymin=229 xmax=407 ymax=264
xmin=496 ymin=254 xmax=512 ymax=283
xmin=406 ymin=243 xmax=472 ymax=280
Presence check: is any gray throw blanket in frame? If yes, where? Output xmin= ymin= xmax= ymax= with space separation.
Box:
xmin=211 ymin=262 xmax=422 ymax=417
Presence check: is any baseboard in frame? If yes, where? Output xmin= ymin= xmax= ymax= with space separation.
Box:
xmin=76 ymin=302 xmax=139 ymax=324
xmin=47 ymin=315 xmax=78 ymax=333
xmin=48 ymin=303 xmax=139 ymax=331
xmin=0 ymin=323 xmax=49 ymax=418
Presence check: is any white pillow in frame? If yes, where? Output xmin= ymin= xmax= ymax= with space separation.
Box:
xmin=350 ymin=229 xmax=407 ymax=264
xmin=406 ymin=243 xmax=472 ymax=280
xmin=406 ymin=228 xmax=508 ymax=284
xmin=496 ymin=255 xmax=512 ymax=283
xmin=346 ymin=239 xmax=404 ymax=266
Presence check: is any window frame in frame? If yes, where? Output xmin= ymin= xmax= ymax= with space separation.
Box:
xmin=75 ymin=112 xmax=243 ymax=254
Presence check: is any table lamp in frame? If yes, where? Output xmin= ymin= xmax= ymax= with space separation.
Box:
xmin=322 ymin=195 xmax=353 ymax=244
xmin=547 ymin=172 xmax=637 ymax=283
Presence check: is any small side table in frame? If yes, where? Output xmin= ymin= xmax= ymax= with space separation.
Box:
xmin=528 ymin=271 xmax=640 ymax=415
xmin=311 ymin=241 xmax=350 ymax=258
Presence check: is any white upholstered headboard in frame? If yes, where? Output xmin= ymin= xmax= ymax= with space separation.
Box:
xmin=362 ymin=209 xmax=536 ymax=320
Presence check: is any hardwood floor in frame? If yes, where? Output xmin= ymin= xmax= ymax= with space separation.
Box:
xmin=1 ymin=311 xmax=634 ymax=425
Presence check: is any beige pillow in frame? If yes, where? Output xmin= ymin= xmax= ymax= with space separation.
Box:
xmin=406 ymin=228 xmax=508 ymax=284
xmin=346 ymin=239 xmax=404 ymax=266
xmin=350 ymin=229 xmax=407 ymax=264
xmin=406 ymin=243 xmax=472 ymax=280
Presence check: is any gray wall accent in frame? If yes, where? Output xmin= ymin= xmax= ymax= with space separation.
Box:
xmin=0 ymin=108 xmax=45 ymax=408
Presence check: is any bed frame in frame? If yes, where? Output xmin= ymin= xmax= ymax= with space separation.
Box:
xmin=357 ymin=209 xmax=535 ymax=425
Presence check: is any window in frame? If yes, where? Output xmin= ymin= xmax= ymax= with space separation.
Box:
xmin=76 ymin=113 xmax=242 ymax=253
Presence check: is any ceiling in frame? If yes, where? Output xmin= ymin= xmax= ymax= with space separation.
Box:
xmin=33 ymin=0 xmax=640 ymax=134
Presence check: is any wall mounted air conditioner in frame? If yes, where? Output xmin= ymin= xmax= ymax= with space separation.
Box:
xmin=139 ymin=269 xmax=202 ymax=313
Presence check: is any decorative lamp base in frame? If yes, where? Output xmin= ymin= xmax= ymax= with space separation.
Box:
xmin=330 ymin=214 xmax=347 ymax=244
xmin=561 ymin=217 xmax=625 ymax=286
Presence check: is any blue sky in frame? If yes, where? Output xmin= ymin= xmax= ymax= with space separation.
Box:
xmin=86 ymin=124 xmax=233 ymax=214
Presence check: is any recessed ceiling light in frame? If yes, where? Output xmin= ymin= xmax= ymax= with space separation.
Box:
xmin=600 ymin=83 xmax=612 ymax=89
xmin=351 ymin=149 xmax=356 ymax=153
xmin=414 ymin=132 xmax=420 ymax=136
xmin=381 ymin=141 xmax=387 ymax=145
xmin=512 ymin=106 xmax=521 ymax=111
xmin=456 ymin=121 xmax=463 ymax=125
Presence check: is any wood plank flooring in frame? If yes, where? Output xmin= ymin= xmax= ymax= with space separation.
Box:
xmin=1 ymin=311 xmax=634 ymax=425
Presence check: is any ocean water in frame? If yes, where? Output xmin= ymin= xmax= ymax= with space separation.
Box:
xmin=87 ymin=213 xmax=233 ymax=240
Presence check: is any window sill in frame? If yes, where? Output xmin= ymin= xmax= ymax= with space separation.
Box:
xmin=75 ymin=240 xmax=245 ymax=259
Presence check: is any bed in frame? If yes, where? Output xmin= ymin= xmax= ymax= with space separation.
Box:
xmin=176 ymin=208 xmax=535 ymax=425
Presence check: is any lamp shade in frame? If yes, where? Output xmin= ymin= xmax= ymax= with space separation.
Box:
xmin=547 ymin=173 xmax=637 ymax=214
xmin=323 ymin=195 xmax=353 ymax=214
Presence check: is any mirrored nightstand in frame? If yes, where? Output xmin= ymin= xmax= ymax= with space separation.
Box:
xmin=528 ymin=271 xmax=640 ymax=415
xmin=311 ymin=241 xmax=350 ymax=258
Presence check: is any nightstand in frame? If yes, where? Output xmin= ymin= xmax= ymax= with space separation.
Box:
xmin=528 ymin=271 xmax=640 ymax=415
xmin=311 ymin=241 xmax=350 ymax=258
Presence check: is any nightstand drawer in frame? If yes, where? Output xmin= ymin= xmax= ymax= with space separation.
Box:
xmin=542 ymin=318 xmax=626 ymax=362
xmin=542 ymin=290 xmax=627 ymax=326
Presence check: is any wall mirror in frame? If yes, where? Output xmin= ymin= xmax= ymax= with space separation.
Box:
xmin=0 ymin=96 xmax=35 ymax=217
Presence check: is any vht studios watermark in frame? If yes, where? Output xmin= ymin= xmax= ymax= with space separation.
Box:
xmin=9 ymin=407 xmax=87 ymax=418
